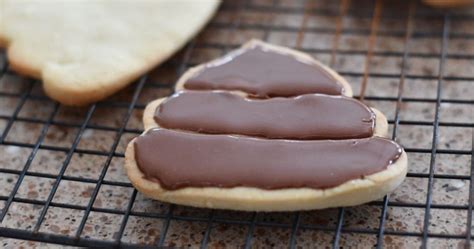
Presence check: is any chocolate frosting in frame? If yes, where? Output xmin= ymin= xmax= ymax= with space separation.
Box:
xmin=134 ymin=129 xmax=402 ymax=190
xmin=154 ymin=91 xmax=375 ymax=139
xmin=183 ymin=45 xmax=345 ymax=97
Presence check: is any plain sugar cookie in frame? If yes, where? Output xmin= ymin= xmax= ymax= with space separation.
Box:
xmin=0 ymin=0 xmax=220 ymax=106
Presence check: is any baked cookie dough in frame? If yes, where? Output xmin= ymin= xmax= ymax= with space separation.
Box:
xmin=0 ymin=0 xmax=220 ymax=106
xmin=125 ymin=40 xmax=407 ymax=211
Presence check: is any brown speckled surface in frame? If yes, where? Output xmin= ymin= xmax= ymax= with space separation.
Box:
xmin=0 ymin=0 xmax=473 ymax=248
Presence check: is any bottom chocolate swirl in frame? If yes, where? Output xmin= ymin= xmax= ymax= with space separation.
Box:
xmin=134 ymin=128 xmax=402 ymax=190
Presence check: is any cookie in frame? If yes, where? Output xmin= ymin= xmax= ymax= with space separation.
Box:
xmin=0 ymin=0 xmax=220 ymax=106
xmin=125 ymin=40 xmax=407 ymax=211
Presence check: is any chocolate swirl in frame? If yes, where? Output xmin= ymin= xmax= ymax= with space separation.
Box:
xmin=154 ymin=91 xmax=375 ymax=139
xmin=134 ymin=129 xmax=402 ymax=190
xmin=183 ymin=45 xmax=345 ymax=97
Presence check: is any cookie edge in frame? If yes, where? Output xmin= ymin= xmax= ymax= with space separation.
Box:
xmin=0 ymin=0 xmax=221 ymax=106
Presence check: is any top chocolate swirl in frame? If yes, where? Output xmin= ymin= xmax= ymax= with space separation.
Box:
xmin=183 ymin=44 xmax=345 ymax=97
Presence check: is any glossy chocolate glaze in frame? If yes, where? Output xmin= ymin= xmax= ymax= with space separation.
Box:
xmin=183 ymin=45 xmax=345 ymax=97
xmin=154 ymin=91 xmax=375 ymax=139
xmin=134 ymin=129 xmax=402 ymax=190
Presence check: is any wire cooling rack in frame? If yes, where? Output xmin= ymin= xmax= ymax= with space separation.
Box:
xmin=0 ymin=0 xmax=473 ymax=248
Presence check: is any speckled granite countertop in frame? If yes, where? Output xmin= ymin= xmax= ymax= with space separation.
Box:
xmin=0 ymin=0 xmax=473 ymax=248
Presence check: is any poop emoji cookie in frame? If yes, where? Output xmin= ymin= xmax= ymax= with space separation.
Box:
xmin=125 ymin=40 xmax=407 ymax=211
xmin=0 ymin=0 xmax=220 ymax=106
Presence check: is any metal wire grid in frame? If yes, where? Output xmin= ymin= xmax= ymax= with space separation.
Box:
xmin=0 ymin=0 xmax=472 ymax=247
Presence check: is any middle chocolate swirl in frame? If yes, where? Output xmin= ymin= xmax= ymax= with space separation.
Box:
xmin=154 ymin=91 xmax=375 ymax=139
